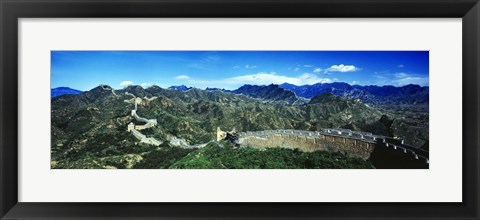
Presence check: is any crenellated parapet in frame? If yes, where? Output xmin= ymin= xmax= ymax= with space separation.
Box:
xmin=236 ymin=130 xmax=375 ymax=160
xmin=222 ymin=128 xmax=428 ymax=163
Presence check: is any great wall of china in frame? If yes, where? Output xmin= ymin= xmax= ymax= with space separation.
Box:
xmin=100 ymin=84 xmax=119 ymax=97
xmin=100 ymin=85 xmax=162 ymax=146
xmin=217 ymin=127 xmax=429 ymax=165
xmin=101 ymin=85 xmax=429 ymax=167
xmin=124 ymin=92 xmax=162 ymax=146
xmin=112 ymin=86 xmax=206 ymax=149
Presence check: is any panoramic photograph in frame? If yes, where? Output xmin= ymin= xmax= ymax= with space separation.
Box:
xmin=51 ymin=51 xmax=429 ymax=169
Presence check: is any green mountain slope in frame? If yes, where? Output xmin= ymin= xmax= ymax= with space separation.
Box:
xmin=51 ymin=85 xmax=427 ymax=169
xmin=167 ymin=141 xmax=373 ymax=169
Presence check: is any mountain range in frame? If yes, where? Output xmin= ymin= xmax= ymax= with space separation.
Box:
xmin=168 ymin=85 xmax=191 ymax=91
xmin=51 ymin=87 xmax=83 ymax=97
xmin=231 ymin=84 xmax=307 ymax=105
xmin=166 ymin=82 xmax=429 ymax=110
xmin=280 ymin=82 xmax=429 ymax=108
xmin=51 ymin=83 xmax=428 ymax=168
xmin=53 ymin=82 xmax=429 ymax=108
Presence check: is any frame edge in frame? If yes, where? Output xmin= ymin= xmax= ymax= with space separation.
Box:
xmin=462 ymin=1 xmax=480 ymax=219
xmin=1 ymin=0 xmax=479 ymax=219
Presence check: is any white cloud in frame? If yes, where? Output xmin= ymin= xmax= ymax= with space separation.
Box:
xmin=230 ymin=72 xmax=330 ymax=85
xmin=303 ymin=65 xmax=313 ymax=68
xmin=186 ymin=72 xmax=333 ymax=90
xmin=325 ymin=64 xmax=359 ymax=73
xmin=393 ymin=72 xmax=428 ymax=86
xmin=120 ymin=81 xmax=133 ymax=87
xmin=398 ymin=64 xmax=404 ymax=68
xmin=140 ymin=83 xmax=153 ymax=88
xmin=175 ymin=75 xmax=190 ymax=80
xmin=378 ymin=72 xmax=429 ymax=86
xmin=394 ymin=77 xmax=429 ymax=86
xmin=394 ymin=72 xmax=409 ymax=78
xmin=313 ymin=68 xmax=322 ymax=73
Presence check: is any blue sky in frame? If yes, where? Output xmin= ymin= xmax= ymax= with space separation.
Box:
xmin=51 ymin=51 xmax=429 ymax=91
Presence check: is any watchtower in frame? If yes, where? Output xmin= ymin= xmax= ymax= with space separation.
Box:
xmin=216 ymin=127 xmax=227 ymax=141
xmin=127 ymin=122 xmax=135 ymax=132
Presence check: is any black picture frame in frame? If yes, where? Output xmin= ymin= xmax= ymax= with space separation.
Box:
xmin=1 ymin=0 xmax=479 ymax=219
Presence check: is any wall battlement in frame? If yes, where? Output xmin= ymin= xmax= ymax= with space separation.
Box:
xmin=219 ymin=128 xmax=428 ymax=163
xmin=237 ymin=131 xmax=375 ymax=159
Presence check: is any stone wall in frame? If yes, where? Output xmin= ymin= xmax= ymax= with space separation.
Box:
xmin=125 ymin=94 xmax=161 ymax=146
xmin=237 ymin=131 xmax=376 ymax=160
